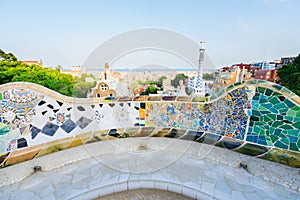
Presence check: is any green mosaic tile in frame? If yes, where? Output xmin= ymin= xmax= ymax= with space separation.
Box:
xmin=266 ymin=113 xmax=276 ymax=121
xmin=262 ymin=103 xmax=273 ymax=109
xmin=253 ymin=126 xmax=260 ymax=134
xmin=252 ymin=110 xmax=261 ymax=117
xmin=263 ymin=116 xmax=272 ymax=122
xmin=269 ymin=96 xmax=280 ymax=104
xmin=287 ymin=129 xmax=299 ymax=137
xmin=247 ymin=80 xmax=258 ymax=84
xmin=280 ymin=137 xmax=289 ymax=145
xmin=265 ymin=88 xmax=273 ymax=96
xmin=293 ymin=117 xmax=300 ymax=123
xmin=258 ymin=80 xmax=266 ymax=83
xmin=293 ymin=122 xmax=300 ymax=129
xmin=259 ymin=129 xmax=265 ymax=136
xmin=259 ymin=97 xmax=268 ymax=104
xmin=233 ymin=82 xmax=242 ymax=86
xmin=291 ymin=106 xmax=300 ymax=111
xmin=254 ymin=121 xmax=267 ymax=127
xmin=272 ymin=91 xmax=281 ymax=96
xmin=274 ymin=141 xmax=288 ymax=149
xmin=266 ymin=138 xmax=273 ymax=146
xmin=265 ymin=130 xmax=270 ymax=136
xmin=279 ymin=124 xmax=294 ymax=130
xmin=269 ymin=108 xmax=279 ymax=114
xmin=258 ymin=105 xmax=269 ymax=111
xmin=296 ymin=112 xmax=300 ymax=118
xmin=257 ymin=87 xmax=265 ymax=94
xmin=287 ymin=110 xmax=297 ymax=117
xmin=235 ymin=143 xmax=269 ymax=156
xmin=274 ymin=129 xmax=282 ymax=136
xmin=279 ymin=109 xmax=289 ymax=115
xmin=284 ymin=99 xmax=296 ymax=108
xmin=270 ymin=135 xmax=279 ymax=143
xmin=259 ymin=148 xmax=300 ymax=167
xmin=272 ymin=84 xmax=283 ymax=90
xmin=284 ymin=116 xmax=293 ymax=122
xmin=289 ymin=143 xmax=299 ymax=152
xmin=274 ymin=103 xmax=288 ymax=110
xmin=226 ymin=84 xmax=234 ymax=91
xmin=272 ymin=121 xmax=284 ymax=128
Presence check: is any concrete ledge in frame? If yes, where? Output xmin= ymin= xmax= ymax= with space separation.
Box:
xmin=0 ymin=138 xmax=299 ymax=199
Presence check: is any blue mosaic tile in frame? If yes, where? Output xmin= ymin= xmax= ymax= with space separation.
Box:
xmin=60 ymin=119 xmax=76 ymax=133
xmin=41 ymin=122 xmax=59 ymax=137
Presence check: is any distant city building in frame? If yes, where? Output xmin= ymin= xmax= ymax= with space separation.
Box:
xmin=275 ymin=56 xmax=297 ymax=69
xmin=217 ymin=66 xmax=252 ymax=86
xmin=22 ymin=60 xmax=43 ymax=67
xmin=281 ymin=57 xmax=296 ymax=65
xmin=254 ymin=70 xmax=278 ymax=82
xmin=61 ymin=66 xmax=85 ymax=77
xmin=162 ymin=78 xmax=175 ymax=93
xmin=252 ymin=62 xmax=275 ymax=70
xmin=188 ymin=77 xmax=213 ymax=95
xmin=91 ymin=82 xmax=116 ymax=98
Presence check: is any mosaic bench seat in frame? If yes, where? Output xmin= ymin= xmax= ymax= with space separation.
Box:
xmin=0 ymin=80 xmax=299 ymax=168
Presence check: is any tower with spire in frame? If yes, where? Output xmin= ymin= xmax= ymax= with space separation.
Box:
xmin=193 ymin=39 xmax=206 ymax=96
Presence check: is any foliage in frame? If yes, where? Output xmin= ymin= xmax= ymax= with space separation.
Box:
xmin=141 ymin=85 xmax=159 ymax=95
xmin=73 ymin=74 xmax=96 ymax=98
xmin=171 ymin=73 xmax=187 ymax=88
xmin=203 ymin=73 xmax=214 ymax=80
xmin=157 ymin=76 xmax=167 ymax=87
xmin=278 ymin=54 xmax=300 ymax=96
xmin=0 ymin=60 xmax=74 ymax=96
xmin=0 ymin=49 xmax=17 ymax=61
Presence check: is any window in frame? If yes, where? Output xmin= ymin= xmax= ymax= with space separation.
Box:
xmin=101 ymin=84 xmax=108 ymax=91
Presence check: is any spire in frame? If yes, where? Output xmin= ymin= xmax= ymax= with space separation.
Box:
xmin=193 ymin=39 xmax=206 ymax=96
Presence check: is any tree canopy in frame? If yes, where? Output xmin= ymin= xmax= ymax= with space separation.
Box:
xmin=171 ymin=73 xmax=187 ymax=88
xmin=0 ymin=49 xmax=17 ymax=61
xmin=0 ymin=56 xmax=75 ymax=96
xmin=73 ymin=74 xmax=96 ymax=98
xmin=278 ymin=54 xmax=300 ymax=96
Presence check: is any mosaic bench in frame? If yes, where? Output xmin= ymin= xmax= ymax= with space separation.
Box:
xmin=0 ymin=80 xmax=299 ymax=168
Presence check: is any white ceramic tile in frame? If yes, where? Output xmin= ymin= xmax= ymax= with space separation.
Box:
xmin=181 ymin=186 xmax=197 ymax=199
xmin=154 ymin=181 xmax=168 ymax=191
xmin=128 ymin=181 xmax=142 ymax=190
xmin=113 ymin=182 xmax=128 ymax=193
xmin=168 ymin=182 xmax=182 ymax=194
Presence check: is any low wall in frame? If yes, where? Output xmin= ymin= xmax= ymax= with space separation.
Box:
xmin=0 ymin=80 xmax=299 ymax=169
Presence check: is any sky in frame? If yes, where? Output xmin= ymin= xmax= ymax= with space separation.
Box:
xmin=1 ymin=0 xmax=300 ymax=69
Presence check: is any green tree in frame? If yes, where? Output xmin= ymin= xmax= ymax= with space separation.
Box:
xmin=73 ymin=81 xmax=96 ymax=98
xmin=55 ymin=65 xmax=62 ymax=71
xmin=278 ymin=54 xmax=300 ymax=96
xmin=157 ymin=76 xmax=167 ymax=87
xmin=171 ymin=73 xmax=187 ymax=88
xmin=141 ymin=85 xmax=159 ymax=95
xmin=0 ymin=60 xmax=74 ymax=96
xmin=73 ymin=74 xmax=96 ymax=98
xmin=203 ymin=73 xmax=214 ymax=80
xmin=0 ymin=49 xmax=17 ymax=61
